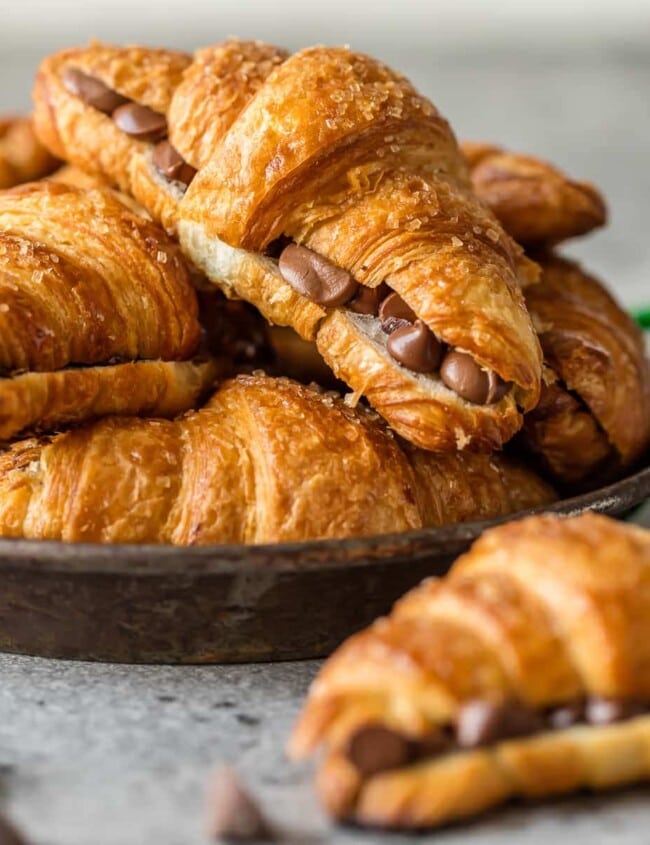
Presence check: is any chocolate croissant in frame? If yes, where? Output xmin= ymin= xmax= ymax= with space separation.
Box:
xmin=0 ymin=181 xmax=218 ymax=439
xmin=520 ymin=253 xmax=650 ymax=485
xmin=290 ymin=512 xmax=650 ymax=830
xmin=462 ymin=142 xmax=607 ymax=246
xmin=33 ymin=40 xmax=543 ymax=452
xmin=0 ymin=115 xmax=59 ymax=189
xmin=0 ymin=375 xmax=554 ymax=544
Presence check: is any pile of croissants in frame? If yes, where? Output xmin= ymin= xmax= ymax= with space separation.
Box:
xmin=0 ymin=39 xmax=647 ymax=545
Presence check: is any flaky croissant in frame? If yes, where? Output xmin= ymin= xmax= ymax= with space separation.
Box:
xmin=462 ymin=142 xmax=607 ymax=246
xmin=0 ymin=115 xmax=59 ymax=189
xmin=0 ymin=181 xmax=217 ymax=439
xmin=0 ymin=375 xmax=554 ymax=545
xmin=291 ymin=512 xmax=650 ymax=830
xmin=33 ymin=40 xmax=543 ymax=453
xmin=520 ymin=253 xmax=650 ymax=485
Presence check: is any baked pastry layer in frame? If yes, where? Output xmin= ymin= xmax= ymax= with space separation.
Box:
xmin=462 ymin=141 xmax=607 ymax=246
xmin=0 ymin=375 xmax=555 ymax=545
xmin=0 ymin=116 xmax=59 ymax=189
xmin=34 ymin=39 xmax=543 ymax=452
xmin=521 ymin=253 xmax=650 ymax=485
xmin=291 ymin=513 xmax=650 ymax=828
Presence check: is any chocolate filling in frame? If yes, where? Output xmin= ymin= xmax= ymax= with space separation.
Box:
xmin=344 ymin=696 xmax=650 ymax=777
xmin=62 ymin=67 xmax=195 ymax=188
xmin=275 ymin=240 xmax=509 ymax=404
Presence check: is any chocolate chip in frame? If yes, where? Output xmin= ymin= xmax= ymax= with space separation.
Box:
xmin=456 ymin=699 xmax=543 ymax=749
xmin=112 ymin=103 xmax=167 ymax=142
xmin=278 ymin=244 xmax=359 ymax=307
xmin=62 ymin=68 xmax=129 ymax=115
xmin=547 ymin=701 xmax=585 ymax=730
xmin=346 ymin=724 xmax=413 ymax=777
xmin=440 ymin=350 xmax=508 ymax=405
xmin=152 ymin=141 xmax=197 ymax=186
xmin=412 ymin=728 xmax=452 ymax=761
xmin=386 ymin=320 xmax=442 ymax=373
xmin=379 ymin=292 xmax=418 ymax=333
xmin=585 ymin=697 xmax=647 ymax=726
xmin=348 ymin=282 xmax=390 ymax=316
xmin=205 ymin=766 xmax=273 ymax=841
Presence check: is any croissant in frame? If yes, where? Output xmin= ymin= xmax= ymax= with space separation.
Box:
xmin=0 ymin=115 xmax=59 ymax=189
xmin=33 ymin=40 xmax=543 ymax=453
xmin=0 ymin=181 xmax=218 ymax=439
xmin=290 ymin=512 xmax=650 ymax=830
xmin=0 ymin=374 xmax=554 ymax=544
xmin=520 ymin=253 xmax=650 ymax=485
xmin=461 ymin=141 xmax=607 ymax=246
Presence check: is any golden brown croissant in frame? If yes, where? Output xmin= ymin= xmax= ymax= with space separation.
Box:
xmin=462 ymin=141 xmax=607 ymax=246
xmin=0 ymin=115 xmax=59 ymax=189
xmin=0 ymin=181 xmax=217 ymax=439
xmin=0 ymin=375 xmax=554 ymax=544
xmin=520 ymin=253 xmax=650 ymax=485
xmin=290 ymin=512 xmax=650 ymax=830
xmin=33 ymin=40 xmax=543 ymax=453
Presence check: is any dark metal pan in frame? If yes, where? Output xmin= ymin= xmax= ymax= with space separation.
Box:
xmin=0 ymin=462 xmax=648 ymax=664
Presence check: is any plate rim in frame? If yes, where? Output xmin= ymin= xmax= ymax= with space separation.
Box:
xmin=0 ymin=461 xmax=647 ymax=576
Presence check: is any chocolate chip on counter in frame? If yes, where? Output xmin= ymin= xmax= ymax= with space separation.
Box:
xmin=379 ymin=292 xmax=418 ymax=334
xmin=112 ymin=103 xmax=168 ymax=142
xmin=62 ymin=67 xmax=129 ymax=114
xmin=205 ymin=766 xmax=273 ymax=841
xmin=455 ymin=699 xmax=543 ymax=749
xmin=152 ymin=141 xmax=197 ymax=186
xmin=440 ymin=351 xmax=508 ymax=405
xmin=346 ymin=724 xmax=413 ymax=777
xmin=585 ymin=697 xmax=648 ymax=726
xmin=386 ymin=320 xmax=442 ymax=373
xmin=278 ymin=244 xmax=359 ymax=307
xmin=0 ymin=812 xmax=29 ymax=845
xmin=348 ymin=282 xmax=390 ymax=316
xmin=547 ymin=701 xmax=585 ymax=730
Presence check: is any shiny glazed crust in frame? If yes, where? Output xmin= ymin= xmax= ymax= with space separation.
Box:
xmin=0 ymin=375 xmax=554 ymax=545
xmin=522 ymin=254 xmax=650 ymax=484
xmin=0 ymin=181 xmax=200 ymax=371
xmin=0 ymin=358 xmax=220 ymax=441
xmin=290 ymin=513 xmax=650 ymax=828
xmin=33 ymin=39 xmax=543 ymax=451
xmin=462 ymin=142 xmax=607 ymax=246
xmin=32 ymin=42 xmax=191 ymax=232
xmin=0 ymin=181 xmax=212 ymax=435
xmin=178 ymin=45 xmax=541 ymax=450
xmin=0 ymin=116 xmax=59 ymax=188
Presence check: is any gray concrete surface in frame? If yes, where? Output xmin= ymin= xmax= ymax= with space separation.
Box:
xmin=0 ymin=39 xmax=649 ymax=845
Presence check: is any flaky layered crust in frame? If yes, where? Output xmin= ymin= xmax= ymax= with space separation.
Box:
xmin=462 ymin=142 xmax=607 ymax=246
xmin=0 ymin=181 xmax=199 ymax=371
xmin=33 ymin=40 xmax=543 ymax=450
xmin=0 ymin=181 xmax=213 ymax=435
xmin=291 ymin=513 xmax=650 ymax=828
xmin=521 ymin=254 xmax=650 ymax=484
xmin=177 ymin=46 xmax=541 ymax=450
xmin=0 ymin=375 xmax=554 ymax=545
xmin=0 ymin=358 xmax=219 ymax=441
xmin=32 ymin=40 xmax=286 ymax=234
xmin=33 ymin=42 xmax=191 ymax=231
xmin=0 ymin=116 xmax=59 ymax=189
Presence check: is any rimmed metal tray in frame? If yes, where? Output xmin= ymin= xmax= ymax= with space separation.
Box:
xmin=0 ymin=462 xmax=648 ymax=664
